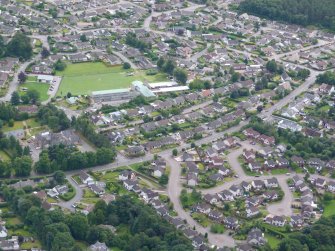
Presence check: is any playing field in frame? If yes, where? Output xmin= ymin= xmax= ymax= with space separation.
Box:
xmin=19 ymin=77 xmax=50 ymax=102
xmin=56 ymin=62 xmax=167 ymax=96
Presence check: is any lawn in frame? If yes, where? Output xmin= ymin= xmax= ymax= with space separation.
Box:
xmin=19 ymin=81 xmax=50 ymax=101
xmin=56 ymin=62 xmax=168 ymax=96
xmin=21 ymin=240 xmax=42 ymax=249
xmin=323 ymin=200 xmax=335 ymax=217
xmin=0 ymin=150 xmax=11 ymax=161
xmin=265 ymin=233 xmax=281 ymax=249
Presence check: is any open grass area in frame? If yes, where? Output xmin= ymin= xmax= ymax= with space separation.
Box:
xmin=323 ymin=200 xmax=335 ymax=217
xmin=2 ymin=119 xmax=42 ymax=133
xmin=19 ymin=77 xmax=50 ymax=101
xmin=56 ymin=62 xmax=168 ymax=96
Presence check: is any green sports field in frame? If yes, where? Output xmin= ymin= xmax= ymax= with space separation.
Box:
xmin=56 ymin=62 xmax=167 ymax=96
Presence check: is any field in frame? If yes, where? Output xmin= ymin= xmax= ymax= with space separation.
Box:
xmin=19 ymin=77 xmax=50 ymax=101
xmin=265 ymin=233 xmax=281 ymax=249
xmin=56 ymin=62 xmax=168 ymax=96
xmin=323 ymin=200 xmax=335 ymax=217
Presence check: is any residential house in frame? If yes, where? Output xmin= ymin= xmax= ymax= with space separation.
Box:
xmin=224 ymin=216 xmax=239 ymax=229
xmin=247 ymin=228 xmax=266 ymax=246
xmin=246 ymin=206 xmax=260 ymax=218
xmin=78 ymin=171 xmax=94 ymax=185
xmin=252 ymin=180 xmax=264 ymax=190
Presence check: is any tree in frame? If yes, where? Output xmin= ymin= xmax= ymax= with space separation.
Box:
xmin=172 ymin=149 xmax=178 ymax=156
xmin=6 ymin=32 xmax=33 ymax=60
xmin=54 ymin=59 xmax=67 ymax=71
xmin=41 ymin=47 xmax=50 ymax=58
xmin=266 ymin=60 xmax=278 ymax=73
xmin=173 ymin=68 xmax=187 ymax=84
xmin=123 ymin=62 xmax=131 ymax=69
xmin=18 ymin=71 xmax=27 ymax=83
xmin=12 ymin=156 xmax=32 ymax=177
xmin=34 ymin=151 xmax=52 ymax=174
xmin=10 ymin=91 xmax=20 ymax=105
xmin=231 ymin=72 xmax=240 ymax=82
xmin=80 ymin=34 xmax=87 ymax=42
xmin=159 ymin=174 xmax=169 ymax=185
xmin=68 ymin=214 xmax=89 ymax=240
xmin=27 ymin=89 xmax=40 ymax=104
xmin=162 ymin=60 xmax=175 ymax=75
xmin=0 ymin=35 xmax=5 ymax=58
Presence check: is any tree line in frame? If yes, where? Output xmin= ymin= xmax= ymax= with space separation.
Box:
xmin=238 ymin=0 xmax=335 ymax=32
xmin=35 ymin=144 xmax=116 ymax=174
xmin=0 ymin=187 xmax=193 ymax=251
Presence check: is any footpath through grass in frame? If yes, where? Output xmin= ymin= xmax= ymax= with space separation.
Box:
xmin=56 ymin=62 xmax=167 ymax=96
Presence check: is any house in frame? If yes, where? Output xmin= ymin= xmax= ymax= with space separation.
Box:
xmin=37 ymin=74 xmax=54 ymax=83
xmin=203 ymin=194 xmax=219 ymax=205
xmin=89 ymin=241 xmax=108 ymax=251
xmin=277 ymin=157 xmax=289 ymax=168
xmin=246 ymin=197 xmax=261 ymax=207
xmin=327 ymin=180 xmax=335 ymax=192
xmin=243 ymin=128 xmax=260 ymax=139
xmin=263 ymin=191 xmax=279 ymax=201
xmin=229 ymin=185 xmax=243 ymax=197
xmin=192 ymin=235 xmax=205 ymax=248
xmin=0 ymin=225 xmax=7 ymax=239
xmin=90 ymin=184 xmax=105 ymax=196
xmin=241 ymin=181 xmax=252 ymax=192
xmin=208 ymin=210 xmax=223 ymax=222
xmin=125 ymin=146 xmax=145 ymax=157
xmin=153 ymin=166 xmax=165 ymax=178
xmin=247 ymin=228 xmax=266 ymax=246
xmin=246 ymin=206 xmax=260 ymax=218
xmin=236 ymin=244 xmax=253 ymax=251
xmin=218 ymin=190 xmax=234 ymax=201
xmin=258 ymin=134 xmax=275 ymax=146
xmin=47 ymin=185 xmax=68 ymax=198
xmin=268 ymin=215 xmax=286 ymax=227
xmin=78 ymin=171 xmax=94 ymax=185
xmin=290 ymin=215 xmax=303 ymax=229
xmin=263 ymin=159 xmax=276 ymax=169
xmin=187 ymin=173 xmax=198 ymax=187
xmin=248 ymin=162 xmax=262 ymax=172
xmin=123 ymin=179 xmax=138 ymax=191
xmin=314 ymin=178 xmax=326 ymax=189
xmin=224 ymin=216 xmax=239 ymax=229
xmin=292 ymin=175 xmax=304 ymax=186
xmin=140 ymin=188 xmax=159 ymax=203
xmin=156 ymin=206 xmax=169 ymax=216
xmin=291 ymin=156 xmax=304 ymax=167
xmin=0 ymin=236 xmax=20 ymax=251
xmin=118 ymin=170 xmax=136 ymax=181
xmin=318 ymin=83 xmax=334 ymax=94
xmin=307 ymin=158 xmax=324 ymax=171
xmin=223 ymin=137 xmax=237 ymax=148
xmin=170 ymin=217 xmax=185 ymax=229
xmin=218 ymin=166 xmax=231 ymax=176
xmin=252 ymin=180 xmax=264 ymax=190
xmin=243 ymin=149 xmax=256 ymax=162
xmin=193 ymin=203 xmax=211 ymax=214
xmin=265 ymin=177 xmax=279 ymax=188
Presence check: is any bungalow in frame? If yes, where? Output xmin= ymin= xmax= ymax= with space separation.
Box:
xmin=218 ymin=166 xmax=231 ymax=176
xmin=211 ymin=156 xmax=224 ymax=166
xmin=209 ymin=173 xmax=224 ymax=182
xmin=271 ymin=215 xmax=286 ymax=227
xmin=170 ymin=217 xmax=185 ymax=229
xmin=246 ymin=196 xmax=261 ymax=207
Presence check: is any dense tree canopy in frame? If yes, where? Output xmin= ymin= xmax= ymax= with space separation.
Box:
xmin=5 ymin=32 xmax=33 ymax=60
xmin=239 ymin=0 xmax=335 ymax=32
